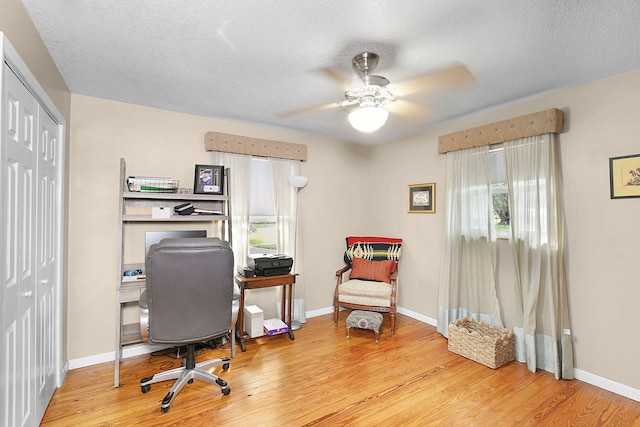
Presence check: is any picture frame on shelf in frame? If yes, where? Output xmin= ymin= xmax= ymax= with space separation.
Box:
xmin=408 ymin=183 xmax=436 ymax=213
xmin=609 ymin=154 xmax=640 ymax=199
xmin=194 ymin=165 xmax=224 ymax=195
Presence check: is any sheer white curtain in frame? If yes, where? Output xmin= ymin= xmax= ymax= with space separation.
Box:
xmin=437 ymin=146 xmax=503 ymax=337
xmin=212 ymin=152 xmax=252 ymax=271
xmin=268 ymin=157 xmax=306 ymax=324
xmin=504 ymin=134 xmax=574 ymax=379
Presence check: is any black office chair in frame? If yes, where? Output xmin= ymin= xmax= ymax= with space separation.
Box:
xmin=138 ymin=237 xmax=235 ymax=413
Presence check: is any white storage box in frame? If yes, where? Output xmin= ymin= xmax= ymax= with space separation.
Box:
xmin=151 ymin=206 xmax=172 ymax=218
xmin=244 ymin=305 xmax=264 ymax=338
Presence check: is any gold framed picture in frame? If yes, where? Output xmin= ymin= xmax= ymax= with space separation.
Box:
xmin=408 ymin=183 xmax=436 ymax=213
xmin=609 ymin=154 xmax=640 ymax=199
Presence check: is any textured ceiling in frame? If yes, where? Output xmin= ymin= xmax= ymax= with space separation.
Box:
xmin=20 ymin=0 xmax=640 ymax=145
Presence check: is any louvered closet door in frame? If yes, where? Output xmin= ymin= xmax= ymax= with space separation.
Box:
xmin=1 ymin=63 xmax=38 ymax=427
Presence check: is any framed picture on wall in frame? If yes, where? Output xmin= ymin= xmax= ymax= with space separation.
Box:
xmin=194 ymin=164 xmax=224 ymax=195
xmin=609 ymin=154 xmax=640 ymax=199
xmin=408 ymin=183 xmax=436 ymax=213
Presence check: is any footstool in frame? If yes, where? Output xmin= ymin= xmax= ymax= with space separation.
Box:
xmin=346 ymin=310 xmax=383 ymax=344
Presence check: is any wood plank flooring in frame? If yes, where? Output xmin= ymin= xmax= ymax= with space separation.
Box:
xmin=41 ymin=312 xmax=640 ymax=426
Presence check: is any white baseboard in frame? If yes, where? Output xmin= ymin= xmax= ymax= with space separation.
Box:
xmin=66 ymin=306 xmax=640 ymax=403
xmin=68 ymin=343 xmax=170 ymax=370
xmin=574 ymin=368 xmax=640 ymax=402
xmin=306 ymin=306 xmax=334 ymax=318
xmin=397 ymin=306 xmax=437 ymax=327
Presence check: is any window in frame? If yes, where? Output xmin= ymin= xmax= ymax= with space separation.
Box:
xmin=490 ymin=146 xmax=510 ymax=238
xmin=249 ymin=158 xmax=277 ymax=254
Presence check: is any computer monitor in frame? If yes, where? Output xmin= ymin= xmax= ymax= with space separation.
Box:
xmin=145 ymin=230 xmax=207 ymax=258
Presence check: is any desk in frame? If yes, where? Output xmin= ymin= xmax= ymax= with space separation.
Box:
xmin=235 ymin=273 xmax=297 ymax=351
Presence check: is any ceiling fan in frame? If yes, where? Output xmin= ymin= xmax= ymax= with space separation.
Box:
xmin=279 ymin=52 xmax=473 ymax=133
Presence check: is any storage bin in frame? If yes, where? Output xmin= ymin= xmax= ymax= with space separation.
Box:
xmin=244 ymin=305 xmax=264 ymax=338
xmin=448 ymin=317 xmax=515 ymax=369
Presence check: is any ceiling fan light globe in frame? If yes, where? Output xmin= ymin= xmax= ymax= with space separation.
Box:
xmin=348 ymin=106 xmax=389 ymax=133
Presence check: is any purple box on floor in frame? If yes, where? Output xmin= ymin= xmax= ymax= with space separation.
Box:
xmin=263 ymin=318 xmax=289 ymax=336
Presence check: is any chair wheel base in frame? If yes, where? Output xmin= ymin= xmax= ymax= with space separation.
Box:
xmin=140 ymin=344 xmax=232 ymax=412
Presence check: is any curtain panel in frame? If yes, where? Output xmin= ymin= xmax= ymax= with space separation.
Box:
xmin=268 ymin=158 xmax=306 ymax=324
xmin=212 ymin=152 xmax=252 ymax=272
xmin=437 ymin=146 xmax=503 ymax=337
xmin=505 ymin=134 xmax=574 ymax=379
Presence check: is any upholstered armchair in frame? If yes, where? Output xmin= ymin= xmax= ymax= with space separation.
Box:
xmin=333 ymin=236 xmax=403 ymax=335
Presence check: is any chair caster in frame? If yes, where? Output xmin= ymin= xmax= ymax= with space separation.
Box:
xmin=188 ymin=379 xmax=194 ymax=384
xmin=222 ymin=387 xmax=231 ymax=396
xmin=160 ymin=391 xmax=174 ymax=413
xmin=222 ymin=362 xmax=230 ymax=371
xmin=141 ymin=384 xmax=151 ymax=393
xmin=215 ymin=378 xmax=227 ymax=387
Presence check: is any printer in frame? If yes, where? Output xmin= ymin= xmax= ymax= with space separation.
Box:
xmin=248 ymin=254 xmax=293 ymax=276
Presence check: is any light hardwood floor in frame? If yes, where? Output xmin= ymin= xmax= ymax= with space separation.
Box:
xmin=42 ymin=312 xmax=640 ymax=426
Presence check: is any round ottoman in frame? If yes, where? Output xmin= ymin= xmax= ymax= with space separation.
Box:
xmin=346 ymin=310 xmax=383 ymax=344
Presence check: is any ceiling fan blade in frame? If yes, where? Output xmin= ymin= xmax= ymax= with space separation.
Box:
xmin=278 ymin=101 xmax=341 ymax=118
xmin=387 ymin=99 xmax=429 ymax=119
xmin=389 ymin=62 xmax=474 ymax=97
xmin=318 ymin=66 xmax=353 ymax=88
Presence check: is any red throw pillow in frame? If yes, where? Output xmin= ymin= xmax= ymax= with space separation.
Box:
xmin=350 ymin=257 xmax=395 ymax=284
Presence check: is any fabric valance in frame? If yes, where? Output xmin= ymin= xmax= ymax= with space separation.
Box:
xmin=438 ymin=108 xmax=563 ymax=154
xmin=204 ymin=131 xmax=307 ymax=161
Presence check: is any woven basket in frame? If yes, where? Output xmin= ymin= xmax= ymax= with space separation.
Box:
xmin=448 ymin=317 xmax=515 ymax=369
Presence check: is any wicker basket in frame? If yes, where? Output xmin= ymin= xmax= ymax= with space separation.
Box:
xmin=448 ymin=317 xmax=515 ymax=369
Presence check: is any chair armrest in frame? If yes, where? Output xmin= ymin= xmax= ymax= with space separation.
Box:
xmin=138 ymin=290 xmax=148 ymax=309
xmin=336 ymin=265 xmax=351 ymax=277
xmin=389 ymin=270 xmax=399 ymax=308
xmin=335 ymin=265 xmax=351 ymax=288
xmin=139 ymin=290 xmax=149 ymax=342
xmin=334 ymin=265 xmax=351 ymax=305
xmin=390 ymin=270 xmax=398 ymax=282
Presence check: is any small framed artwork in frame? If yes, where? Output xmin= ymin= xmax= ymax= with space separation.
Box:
xmin=408 ymin=183 xmax=436 ymax=213
xmin=609 ymin=154 xmax=640 ymax=199
xmin=194 ymin=165 xmax=224 ymax=195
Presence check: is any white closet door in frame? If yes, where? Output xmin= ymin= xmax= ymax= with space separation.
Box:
xmin=1 ymin=63 xmax=38 ymax=427
xmin=35 ymin=107 xmax=58 ymax=419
